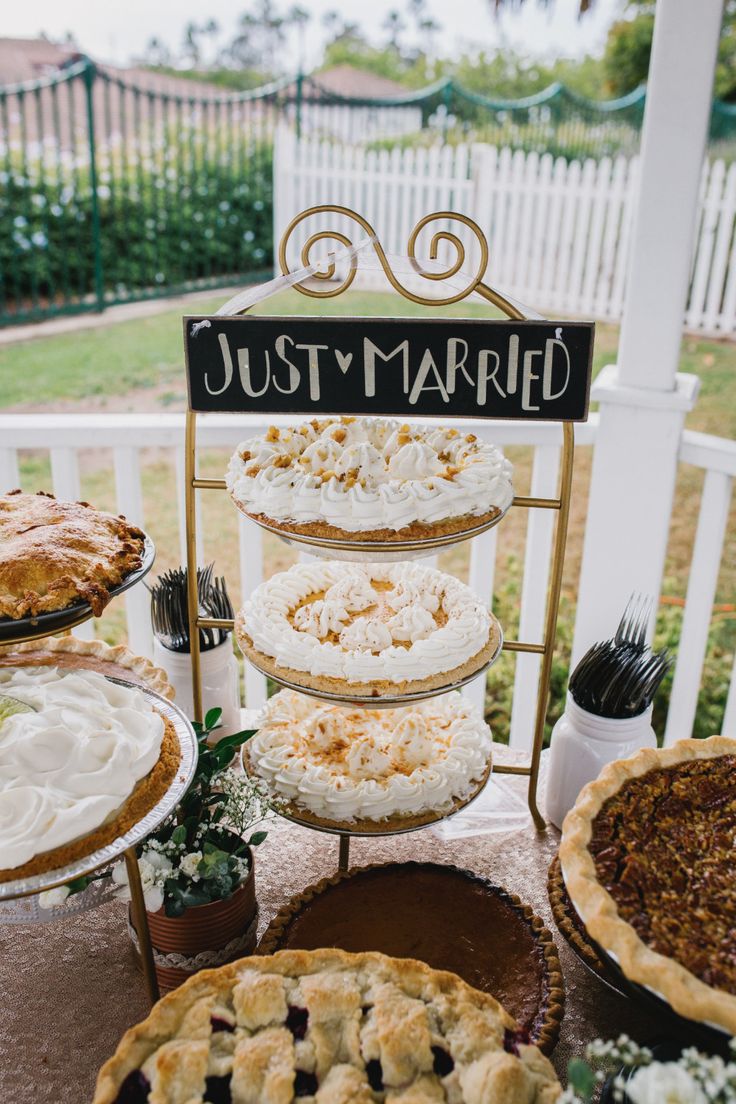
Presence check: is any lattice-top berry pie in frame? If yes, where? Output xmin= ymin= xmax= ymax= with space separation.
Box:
xmin=93 ymin=949 xmax=561 ymax=1103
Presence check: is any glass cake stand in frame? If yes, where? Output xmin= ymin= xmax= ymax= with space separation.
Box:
xmin=0 ymin=684 xmax=198 ymax=1005
xmin=236 ymin=505 xmax=510 ymax=564
xmin=0 ymin=536 xmax=156 ymax=644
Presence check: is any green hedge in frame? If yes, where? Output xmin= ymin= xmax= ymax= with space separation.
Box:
xmin=0 ymin=149 xmax=273 ymax=312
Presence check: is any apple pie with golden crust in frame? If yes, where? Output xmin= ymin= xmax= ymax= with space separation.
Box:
xmin=0 ymin=489 xmax=145 ymax=620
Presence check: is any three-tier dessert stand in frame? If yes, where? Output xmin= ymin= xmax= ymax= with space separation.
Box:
xmin=183 ymin=205 xmax=588 ymax=869
xmin=0 ymin=540 xmax=198 ymax=1005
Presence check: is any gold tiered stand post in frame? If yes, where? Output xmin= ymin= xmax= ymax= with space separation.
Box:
xmin=185 ymin=205 xmax=577 ymax=858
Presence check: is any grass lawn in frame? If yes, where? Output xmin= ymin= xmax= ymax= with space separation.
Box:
xmin=2 ymin=289 xmax=734 ymax=741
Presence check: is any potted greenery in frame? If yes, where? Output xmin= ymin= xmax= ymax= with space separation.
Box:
xmin=49 ymin=708 xmax=273 ymax=992
xmin=120 ymin=708 xmax=273 ymax=990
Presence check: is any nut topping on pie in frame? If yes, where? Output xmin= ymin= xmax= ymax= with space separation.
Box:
xmin=0 ymin=490 xmax=145 ymax=620
xmin=93 ymin=949 xmax=561 ymax=1103
xmin=226 ymin=417 xmax=514 ymax=542
xmin=560 ymin=736 xmax=736 ymax=1034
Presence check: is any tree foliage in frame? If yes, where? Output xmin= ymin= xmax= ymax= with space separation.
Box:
xmin=604 ymin=1 xmax=736 ymax=101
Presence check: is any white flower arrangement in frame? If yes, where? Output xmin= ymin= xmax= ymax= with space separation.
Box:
xmin=563 ymin=1035 xmax=736 ymax=1104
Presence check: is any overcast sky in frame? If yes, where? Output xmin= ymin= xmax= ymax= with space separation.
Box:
xmin=4 ymin=0 xmax=624 ymax=70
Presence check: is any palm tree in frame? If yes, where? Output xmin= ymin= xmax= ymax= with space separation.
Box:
xmin=383 ymin=9 xmax=406 ymax=52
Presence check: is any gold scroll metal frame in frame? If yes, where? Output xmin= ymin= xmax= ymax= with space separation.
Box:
xmin=185 ymin=204 xmax=575 ymax=837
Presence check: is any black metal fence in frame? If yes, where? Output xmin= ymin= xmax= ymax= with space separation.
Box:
xmin=0 ymin=59 xmax=283 ymax=325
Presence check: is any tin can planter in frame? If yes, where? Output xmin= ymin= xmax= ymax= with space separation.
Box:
xmin=128 ymin=848 xmax=258 ymax=993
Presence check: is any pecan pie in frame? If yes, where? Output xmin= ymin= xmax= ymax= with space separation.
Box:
xmin=93 ymin=948 xmax=561 ymax=1103
xmin=560 ymin=736 xmax=736 ymax=1034
xmin=226 ymin=417 xmax=514 ymax=544
xmin=0 ymin=490 xmax=145 ymax=619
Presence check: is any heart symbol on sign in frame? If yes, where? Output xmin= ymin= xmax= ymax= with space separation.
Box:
xmin=335 ymin=350 xmax=353 ymax=374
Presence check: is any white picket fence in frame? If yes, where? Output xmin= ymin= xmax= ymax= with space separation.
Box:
xmin=274 ymin=127 xmax=736 ymax=337
xmin=0 ymin=413 xmax=733 ymax=749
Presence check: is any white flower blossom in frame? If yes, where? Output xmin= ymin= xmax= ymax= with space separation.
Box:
xmin=111 ymin=855 xmax=165 ymax=913
xmin=179 ymin=851 xmax=203 ymax=879
xmin=38 ymin=886 xmax=71 ymax=909
xmin=627 ymin=1063 xmax=709 ymax=1104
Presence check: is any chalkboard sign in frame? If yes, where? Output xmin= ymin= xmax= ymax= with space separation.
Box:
xmin=184 ymin=315 xmax=594 ymax=422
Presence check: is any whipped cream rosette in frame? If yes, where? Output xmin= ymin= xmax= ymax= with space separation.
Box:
xmin=235 ymin=560 xmax=502 ymax=701
xmin=226 ymin=416 xmax=514 ymax=548
xmin=0 ymin=666 xmax=179 ymax=881
xmin=245 ymin=689 xmax=492 ymax=831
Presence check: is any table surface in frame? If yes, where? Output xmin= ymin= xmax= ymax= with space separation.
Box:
xmin=1 ymin=801 xmax=666 ymax=1103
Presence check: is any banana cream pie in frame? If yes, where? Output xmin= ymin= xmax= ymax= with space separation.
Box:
xmin=236 ymin=561 xmax=500 ymax=699
xmin=0 ymin=665 xmax=180 ymax=883
xmin=245 ymin=689 xmax=492 ymax=831
xmin=226 ymin=416 xmax=514 ymax=543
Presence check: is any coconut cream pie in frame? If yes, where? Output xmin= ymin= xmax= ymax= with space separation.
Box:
xmin=226 ymin=416 xmax=514 ymax=542
xmin=236 ymin=561 xmax=501 ymax=698
xmin=93 ymin=949 xmax=562 ymax=1104
xmin=245 ymin=690 xmax=492 ymax=831
xmin=0 ymin=666 xmax=180 ymax=883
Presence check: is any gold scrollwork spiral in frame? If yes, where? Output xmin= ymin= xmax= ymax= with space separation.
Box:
xmin=277 ymin=204 xmax=495 ymax=308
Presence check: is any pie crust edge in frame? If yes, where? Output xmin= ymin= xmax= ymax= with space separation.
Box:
xmin=92 ymin=947 xmax=562 ymax=1104
xmin=238 ymin=502 xmax=502 ymax=543
xmin=559 ymin=735 xmax=736 ymax=1034
xmin=235 ymin=617 xmax=502 ymax=698
xmin=0 ymin=635 xmax=175 ymax=700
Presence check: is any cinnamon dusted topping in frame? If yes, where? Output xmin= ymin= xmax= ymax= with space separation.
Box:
xmin=589 ymin=756 xmax=736 ymax=994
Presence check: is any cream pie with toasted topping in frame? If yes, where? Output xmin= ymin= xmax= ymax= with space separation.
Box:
xmin=235 ymin=561 xmax=501 ymax=699
xmin=244 ymin=689 xmax=492 ymax=831
xmin=226 ymin=417 xmax=513 ymax=542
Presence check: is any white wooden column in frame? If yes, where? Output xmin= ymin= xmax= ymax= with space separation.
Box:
xmin=572 ymin=0 xmax=721 ymax=660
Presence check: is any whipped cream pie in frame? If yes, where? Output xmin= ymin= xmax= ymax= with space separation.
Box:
xmin=0 ymin=666 xmax=180 ymax=883
xmin=245 ymin=689 xmax=492 ymax=831
xmin=226 ymin=416 xmax=514 ymax=542
xmin=236 ymin=560 xmax=501 ymax=699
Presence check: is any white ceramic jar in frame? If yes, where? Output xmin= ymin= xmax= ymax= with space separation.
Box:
xmin=152 ymin=639 xmax=241 ymax=739
xmin=546 ymin=694 xmax=657 ymax=829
